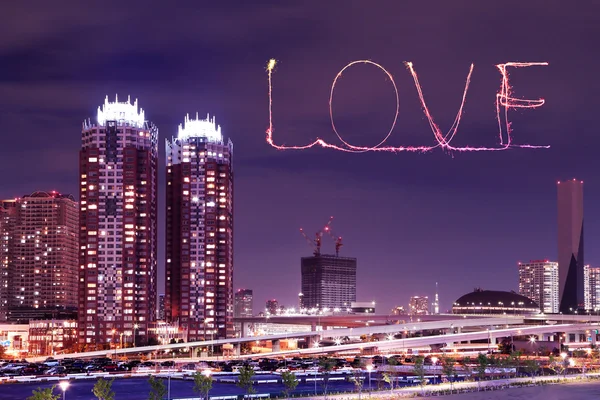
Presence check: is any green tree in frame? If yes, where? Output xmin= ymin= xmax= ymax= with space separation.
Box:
xmin=93 ymin=378 xmax=115 ymax=400
xmin=193 ymin=372 xmax=213 ymax=400
xmin=476 ymin=353 xmax=488 ymax=391
xmin=236 ymin=365 xmax=256 ymax=399
xmin=441 ymin=356 xmax=455 ymax=393
xmin=460 ymin=357 xmax=473 ymax=381
xmin=412 ymin=356 xmax=428 ymax=395
xmin=148 ymin=375 xmax=167 ymax=400
xmin=27 ymin=386 xmax=59 ymax=400
xmin=318 ymin=357 xmax=337 ymax=399
xmin=523 ymin=359 xmax=539 ymax=381
xmin=382 ymin=356 xmax=400 ymax=391
xmin=281 ymin=370 xmax=299 ymax=400
xmin=547 ymin=355 xmax=560 ymax=376
xmin=350 ymin=369 xmax=364 ymax=400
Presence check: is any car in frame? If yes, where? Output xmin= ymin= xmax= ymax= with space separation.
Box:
xmin=46 ymin=366 xmax=66 ymax=375
xmin=103 ymin=364 xmax=119 ymax=372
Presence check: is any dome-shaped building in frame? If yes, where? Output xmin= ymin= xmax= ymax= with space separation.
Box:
xmin=452 ymin=288 xmax=539 ymax=315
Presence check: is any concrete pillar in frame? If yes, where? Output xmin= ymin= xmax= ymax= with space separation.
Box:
xmin=311 ymin=322 xmax=317 ymax=331
xmin=592 ymin=333 xmax=597 ymax=345
xmin=272 ymin=339 xmax=280 ymax=353
xmin=564 ymin=333 xmax=570 ymax=343
xmin=234 ymin=343 xmax=241 ymax=356
xmin=240 ymin=323 xmax=246 ymax=338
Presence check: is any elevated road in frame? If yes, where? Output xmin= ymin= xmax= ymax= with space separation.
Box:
xmin=238 ymin=322 xmax=600 ymax=358
xmin=26 ymin=316 xmax=524 ymax=362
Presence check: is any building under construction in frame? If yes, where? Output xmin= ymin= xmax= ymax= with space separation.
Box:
xmin=299 ymin=217 xmax=357 ymax=311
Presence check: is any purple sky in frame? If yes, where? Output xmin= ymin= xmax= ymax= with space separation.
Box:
xmin=1 ymin=1 xmax=600 ymax=313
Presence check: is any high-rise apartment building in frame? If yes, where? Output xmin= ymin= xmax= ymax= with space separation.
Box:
xmin=557 ymin=179 xmax=584 ymax=313
xmin=518 ymin=260 xmax=559 ymax=313
xmin=0 ymin=192 xmax=78 ymax=323
xmin=300 ymin=255 xmax=357 ymax=310
xmin=234 ymin=289 xmax=253 ymax=318
xmin=0 ymin=202 xmax=16 ymax=322
xmin=409 ymin=296 xmax=429 ymax=315
xmin=165 ymin=114 xmax=234 ymax=341
xmin=158 ymin=294 xmax=165 ymax=321
xmin=588 ymin=267 xmax=600 ymax=311
xmin=266 ymin=299 xmax=278 ymax=315
xmin=79 ymin=96 xmax=159 ymax=347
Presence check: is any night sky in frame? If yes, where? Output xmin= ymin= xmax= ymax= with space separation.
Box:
xmin=1 ymin=1 xmax=600 ymax=314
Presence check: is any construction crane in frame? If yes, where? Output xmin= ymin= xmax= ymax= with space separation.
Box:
xmin=325 ymin=229 xmax=343 ymax=257
xmin=299 ymin=216 xmax=334 ymax=256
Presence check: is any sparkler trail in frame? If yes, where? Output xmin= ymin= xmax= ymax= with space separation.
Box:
xmin=266 ymin=58 xmax=549 ymax=153
xmin=496 ymin=62 xmax=549 ymax=148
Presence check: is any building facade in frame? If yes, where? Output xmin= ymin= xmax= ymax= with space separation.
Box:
xmin=165 ymin=114 xmax=234 ymax=341
xmin=1 ymin=192 xmax=78 ymax=323
xmin=0 ymin=202 xmax=17 ymax=322
xmin=158 ymin=294 xmax=165 ymax=321
xmin=79 ymin=96 xmax=159 ymax=347
xmin=234 ymin=289 xmax=253 ymax=318
xmin=409 ymin=296 xmax=429 ymax=315
xmin=28 ymin=320 xmax=77 ymax=356
xmin=588 ymin=267 xmax=600 ymax=311
xmin=452 ymin=289 xmax=539 ymax=315
xmin=557 ymin=179 xmax=584 ymax=312
xmin=266 ymin=299 xmax=278 ymax=316
xmin=300 ymin=255 xmax=357 ymax=310
xmin=518 ymin=260 xmax=559 ymax=313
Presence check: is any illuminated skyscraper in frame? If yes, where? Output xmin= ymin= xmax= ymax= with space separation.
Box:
xmin=0 ymin=202 xmax=16 ymax=322
xmin=409 ymin=296 xmax=429 ymax=315
xmin=588 ymin=267 xmax=600 ymax=311
xmin=301 ymin=255 xmax=357 ymax=310
xmin=234 ymin=289 xmax=253 ymax=318
xmin=79 ymin=96 xmax=159 ymax=347
xmin=165 ymin=114 xmax=234 ymax=341
xmin=518 ymin=260 xmax=559 ymax=313
xmin=557 ymin=179 xmax=584 ymax=312
xmin=1 ymin=192 xmax=78 ymax=323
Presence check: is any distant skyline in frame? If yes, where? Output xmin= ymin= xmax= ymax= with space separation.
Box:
xmin=2 ymin=1 xmax=600 ymax=313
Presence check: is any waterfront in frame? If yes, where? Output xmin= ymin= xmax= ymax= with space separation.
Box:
xmin=448 ymin=380 xmax=600 ymax=399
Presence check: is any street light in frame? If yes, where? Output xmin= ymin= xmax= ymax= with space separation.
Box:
xmin=59 ymin=381 xmax=69 ymax=400
xmin=133 ymin=323 xmax=139 ymax=347
xmin=366 ymin=365 xmax=373 ymax=395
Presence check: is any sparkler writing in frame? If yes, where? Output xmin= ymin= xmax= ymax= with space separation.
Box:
xmin=266 ymin=59 xmax=549 ymax=153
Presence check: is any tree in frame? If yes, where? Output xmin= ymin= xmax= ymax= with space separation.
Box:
xmin=523 ymin=359 xmax=539 ymax=381
xmin=148 ymin=375 xmax=167 ymax=400
xmin=193 ymin=372 xmax=213 ymax=400
xmin=382 ymin=356 xmax=400 ymax=391
xmin=318 ymin=357 xmax=337 ymax=399
xmin=460 ymin=357 xmax=473 ymax=381
xmin=412 ymin=356 xmax=428 ymax=395
xmin=27 ymin=386 xmax=59 ymax=400
xmin=350 ymin=369 xmax=364 ymax=400
xmin=236 ymin=365 xmax=256 ymax=399
xmin=281 ymin=370 xmax=299 ymax=400
xmin=441 ymin=356 xmax=455 ymax=393
xmin=476 ymin=353 xmax=488 ymax=391
xmin=93 ymin=378 xmax=115 ymax=400
xmin=547 ymin=355 xmax=561 ymax=376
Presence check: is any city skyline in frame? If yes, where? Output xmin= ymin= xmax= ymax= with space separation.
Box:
xmin=3 ymin=1 xmax=600 ymax=314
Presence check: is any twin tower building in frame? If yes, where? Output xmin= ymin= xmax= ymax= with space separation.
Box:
xmin=79 ymin=96 xmax=233 ymax=346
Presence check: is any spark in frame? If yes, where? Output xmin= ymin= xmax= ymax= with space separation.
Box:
xmin=265 ymin=59 xmax=549 ymax=153
xmin=496 ymin=62 xmax=549 ymax=148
